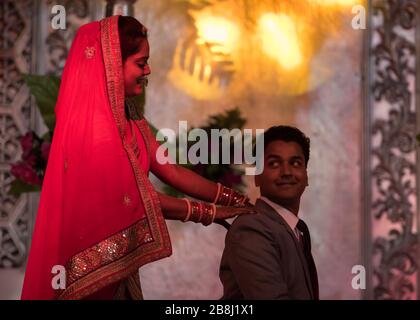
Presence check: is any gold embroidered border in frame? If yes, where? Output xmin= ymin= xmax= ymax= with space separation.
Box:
xmin=135 ymin=119 xmax=152 ymax=165
xmin=100 ymin=15 xmax=126 ymax=137
xmin=57 ymin=16 xmax=172 ymax=300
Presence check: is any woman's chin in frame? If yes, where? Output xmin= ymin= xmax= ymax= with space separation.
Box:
xmin=125 ymin=87 xmax=143 ymax=97
xmin=134 ymin=85 xmax=143 ymax=95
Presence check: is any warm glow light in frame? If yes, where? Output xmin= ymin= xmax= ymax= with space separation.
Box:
xmin=258 ymin=13 xmax=303 ymax=70
xmin=168 ymin=40 xmax=222 ymax=100
xmin=194 ymin=15 xmax=240 ymax=54
xmin=203 ymin=64 xmax=212 ymax=80
xmin=308 ymin=0 xmax=360 ymax=6
xmin=169 ymin=1 xmax=358 ymax=98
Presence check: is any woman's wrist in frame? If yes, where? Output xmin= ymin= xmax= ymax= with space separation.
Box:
xmin=212 ymin=182 xmax=249 ymax=206
xmin=182 ymin=198 xmax=216 ymax=226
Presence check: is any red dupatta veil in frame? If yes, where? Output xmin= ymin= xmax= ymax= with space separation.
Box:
xmin=21 ymin=16 xmax=172 ymax=300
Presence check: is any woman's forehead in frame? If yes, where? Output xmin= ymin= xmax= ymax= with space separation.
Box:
xmin=129 ymin=40 xmax=149 ymax=60
xmin=137 ymin=40 xmax=150 ymax=56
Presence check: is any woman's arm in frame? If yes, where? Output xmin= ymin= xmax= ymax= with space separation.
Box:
xmin=158 ymin=192 xmax=190 ymax=221
xmin=156 ymin=163 xmax=218 ymax=202
xmin=158 ymin=192 xmax=255 ymax=223
xmin=145 ymin=122 xmax=238 ymax=202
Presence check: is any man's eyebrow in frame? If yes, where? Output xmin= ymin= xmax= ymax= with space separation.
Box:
xmin=290 ymin=155 xmax=304 ymax=160
xmin=266 ymin=154 xmax=281 ymax=160
xmin=265 ymin=154 xmax=304 ymax=160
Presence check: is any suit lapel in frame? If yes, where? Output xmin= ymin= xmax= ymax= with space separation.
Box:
xmin=255 ymin=199 xmax=314 ymax=299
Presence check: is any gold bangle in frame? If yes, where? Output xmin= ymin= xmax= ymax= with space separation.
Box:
xmin=182 ymin=198 xmax=192 ymax=222
xmin=226 ymin=188 xmax=233 ymax=206
xmin=200 ymin=203 xmax=216 ymax=226
xmin=190 ymin=201 xmax=201 ymax=223
xmin=231 ymin=191 xmax=248 ymax=206
xmin=219 ymin=186 xmax=230 ymax=206
xmin=197 ymin=202 xmax=204 ymax=222
xmin=213 ymin=183 xmax=222 ymax=204
xmin=218 ymin=186 xmax=249 ymax=207
xmin=184 ymin=200 xmax=218 ymax=226
xmin=209 ymin=203 xmax=216 ymax=225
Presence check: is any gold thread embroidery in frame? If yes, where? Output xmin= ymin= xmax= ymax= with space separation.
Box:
xmin=123 ymin=195 xmax=131 ymax=206
xmin=135 ymin=119 xmax=151 ymax=166
xmin=127 ymin=120 xmax=140 ymax=158
xmin=85 ymin=46 xmax=96 ymax=59
xmin=65 ymin=219 xmax=150 ymax=285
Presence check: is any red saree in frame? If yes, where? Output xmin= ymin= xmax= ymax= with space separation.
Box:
xmin=21 ymin=16 xmax=172 ymax=300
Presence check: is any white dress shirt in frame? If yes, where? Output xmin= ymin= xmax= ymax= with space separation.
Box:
xmin=259 ymin=196 xmax=301 ymax=240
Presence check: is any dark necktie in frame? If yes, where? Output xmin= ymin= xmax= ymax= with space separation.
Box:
xmin=296 ymin=219 xmax=319 ymax=300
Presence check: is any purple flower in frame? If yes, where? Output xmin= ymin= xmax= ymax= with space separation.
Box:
xmin=24 ymin=154 xmax=37 ymax=167
xmin=11 ymin=163 xmax=41 ymax=186
xmin=41 ymin=142 xmax=51 ymax=161
xmin=220 ymin=171 xmax=242 ymax=188
xmin=20 ymin=132 xmax=33 ymax=156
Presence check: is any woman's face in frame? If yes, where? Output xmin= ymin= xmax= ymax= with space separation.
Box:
xmin=123 ymin=39 xmax=150 ymax=97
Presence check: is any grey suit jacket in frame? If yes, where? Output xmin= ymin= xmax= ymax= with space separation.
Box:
xmin=219 ymin=199 xmax=316 ymax=300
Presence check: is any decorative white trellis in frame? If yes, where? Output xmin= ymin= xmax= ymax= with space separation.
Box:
xmin=363 ymin=0 xmax=420 ymax=299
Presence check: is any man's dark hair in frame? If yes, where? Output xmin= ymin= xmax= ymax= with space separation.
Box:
xmin=256 ymin=125 xmax=310 ymax=167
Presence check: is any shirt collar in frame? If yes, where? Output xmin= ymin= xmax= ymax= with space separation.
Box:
xmin=259 ymin=196 xmax=299 ymax=231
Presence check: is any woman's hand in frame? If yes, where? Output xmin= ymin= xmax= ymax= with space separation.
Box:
xmin=215 ymin=204 xmax=257 ymax=220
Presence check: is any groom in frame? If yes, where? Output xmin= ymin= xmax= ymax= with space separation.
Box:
xmin=219 ymin=125 xmax=319 ymax=299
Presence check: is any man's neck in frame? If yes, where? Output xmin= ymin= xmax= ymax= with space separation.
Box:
xmin=261 ymin=196 xmax=300 ymax=216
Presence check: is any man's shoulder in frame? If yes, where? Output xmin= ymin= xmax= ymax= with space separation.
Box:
xmin=224 ymin=212 xmax=290 ymax=250
xmin=229 ymin=211 xmax=283 ymax=235
xmin=231 ymin=210 xmax=266 ymax=224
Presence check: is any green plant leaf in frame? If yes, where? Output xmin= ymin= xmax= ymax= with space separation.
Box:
xmin=22 ymin=74 xmax=61 ymax=132
xmin=8 ymin=179 xmax=41 ymax=197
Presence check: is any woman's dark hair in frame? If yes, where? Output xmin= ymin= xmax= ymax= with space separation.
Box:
xmin=118 ymin=16 xmax=148 ymax=62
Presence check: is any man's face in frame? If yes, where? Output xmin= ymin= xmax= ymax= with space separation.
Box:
xmin=255 ymin=140 xmax=308 ymax=208
xmin=123 ymin=39 xmax=150 ymax=97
